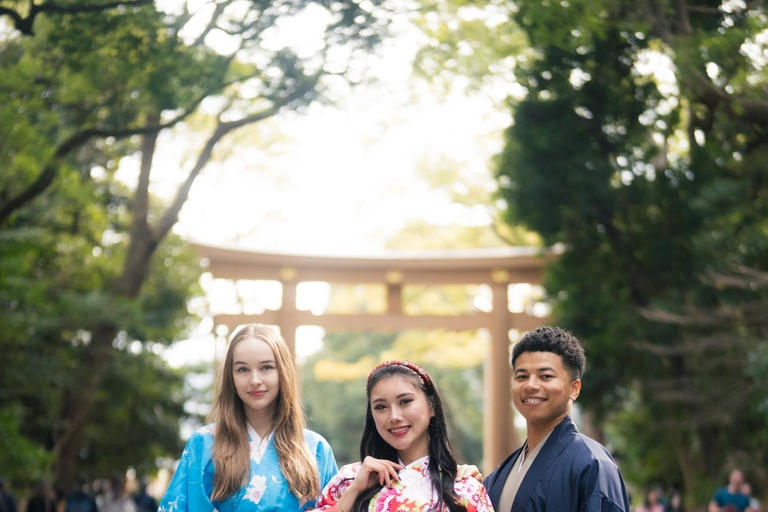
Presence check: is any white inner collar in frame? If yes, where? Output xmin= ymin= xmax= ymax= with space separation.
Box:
xmin=247 ymin=423 xmax=273 ymax=463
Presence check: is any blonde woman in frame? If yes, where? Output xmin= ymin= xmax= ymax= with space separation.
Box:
xmin=159 ymin=324 xmax=337 ymax=512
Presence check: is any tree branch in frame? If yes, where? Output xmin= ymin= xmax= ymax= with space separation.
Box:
xmin=38 ymin=0 xmax=153 ymax=15
xmin=151 ymin=105 xmax=282 ymax=241
xmin=674 ymin=0 xmax=694 ymax=35
xmin=132 ymin=115 xmax=160 ymax=241
xmin=701 ymin=267 xmax=768 ymax=289
xmin=0 ymin=83 xmax=224 ymax=229
xmin=113 ymin=124 xmax=161 ymax=298
xmin=644 ymin=0 xmax=768 ymax=126
xmin=1 ymin=0 xmax=153 ymax=35
xmin=192 ymin=0 xmax=236 ymax=48
xmin=638 ymin=306 xmax=725 ymax=326
xmin=686 ymin=68 xmax=768 ymax=125
xmin=0 ymin=7 xmax=24 ymax=29
xmin=633 ymin=334 xmax=748 ymax=355
xmin=152 ymin=71 xmax=320 ymax=241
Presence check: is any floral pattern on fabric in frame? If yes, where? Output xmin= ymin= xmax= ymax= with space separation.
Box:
xmin=312 ymin=456 xmax=493 ymax=512
xmin=244 ymin=475 xmax=268 ymax=505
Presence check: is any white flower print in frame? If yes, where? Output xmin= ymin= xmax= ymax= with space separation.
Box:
xmin=158 ymin=497 xmax=180 ymax=512
xmin=244 ymin=474 xmax=268 ymax=504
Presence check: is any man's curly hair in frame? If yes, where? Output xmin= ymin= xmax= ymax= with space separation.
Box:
xmin=511 ymin=326 xmax=586 ymax=380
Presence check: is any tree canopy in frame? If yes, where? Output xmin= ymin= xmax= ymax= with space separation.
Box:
xmin=415 ymin=0 xmax=768 ymax=504
xmin=1 ymin=0 xmax=390 ymax=489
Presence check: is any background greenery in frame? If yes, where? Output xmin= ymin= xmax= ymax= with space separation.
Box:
xmin=415 ymin=0 xmax=768 ymax=504
xmin=2 ymin=0 xmax=768 ymax=509
xmin=0 ymin=0 xmax=387 ymax=494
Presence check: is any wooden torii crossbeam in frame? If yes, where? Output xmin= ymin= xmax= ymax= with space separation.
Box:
xmin=193 ymin=242 xmax=554 ymax=472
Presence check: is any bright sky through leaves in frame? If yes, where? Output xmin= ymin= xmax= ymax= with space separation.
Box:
xmin=135 ymin=1 xmax=514 ymax=368
xmin=118 ymin=1 xmax=511 ymax=255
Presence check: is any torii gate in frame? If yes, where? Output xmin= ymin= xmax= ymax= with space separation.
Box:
xmin=193 ymin=242 xmax=553 ymax=472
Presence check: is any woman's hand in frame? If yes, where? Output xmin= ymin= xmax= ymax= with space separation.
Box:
xmin=349 ymin=457 xmax=403 ymax=492
xmin=334 ymin=458 xmax=404 ymax=512
xmin=456 ymin=464 xmax=483 ymax=483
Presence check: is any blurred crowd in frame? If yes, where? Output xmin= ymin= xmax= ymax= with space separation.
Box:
xmin=633 ymin=469 xmax=762 ymax=512
xmin=0 ymin=475 xmax=158 ymax=512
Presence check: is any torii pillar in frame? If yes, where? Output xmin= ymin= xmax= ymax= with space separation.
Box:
xmin=484 ymin=270 xmax=517 ymax=472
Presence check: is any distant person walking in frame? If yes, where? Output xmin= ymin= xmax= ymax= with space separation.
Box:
xmin=100 ymin=475 xmax=136 ymax=512
xmin=132 ymin=478 xmax=157 ymax=512
xmin=0 ymin=477 xmax=18 ymax=512
xmin=709 ymin=469 xmax=750 ymax=512
xmin=25 ymin=481 xmax=56 ymax=512
xmin=65 ymin=477 xmax=98 ymax=512
xmin=742 ymin=483 xmax=761 ymax=512
xmin=635 ymin=488 xmax=665 ymax=512
xmin=666 ymin=490 xmax=686 ymax=512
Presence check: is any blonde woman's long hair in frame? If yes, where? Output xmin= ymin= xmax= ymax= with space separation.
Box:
xmin=209 ymin=324 xmax=320 ymax=502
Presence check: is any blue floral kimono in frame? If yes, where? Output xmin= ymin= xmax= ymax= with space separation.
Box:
xmin=159 ymin=424 xmax=338 ymax=512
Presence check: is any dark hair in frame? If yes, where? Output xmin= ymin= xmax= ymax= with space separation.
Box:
xmin=350 ymin=362 xmax=467 ymax=512
xmin=511 ymin=326 xmax=586 ymax=380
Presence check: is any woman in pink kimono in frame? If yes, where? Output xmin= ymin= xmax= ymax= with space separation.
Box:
xmin=311 ymin=360 xmax=493 ymax=512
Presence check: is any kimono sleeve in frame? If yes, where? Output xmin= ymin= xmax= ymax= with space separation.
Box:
xmin=309 ymin=463 xmax=360 ymax=512
xmin=576 ymin=456 xmax=630 ymax=512
xmin=455 ymin=475 xmax=495 ymax=512
xmin=581 ymin=491 xmax=628 ymax=512
xmin=315 ymin=436 xmax=339 ymax=491
xmin=158 ymin=431 xmax=216 ymax=512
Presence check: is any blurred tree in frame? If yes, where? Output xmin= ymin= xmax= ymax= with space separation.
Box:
xmin=0 ymin=174 xmax=201 ymax=487
xmin=413 ymin=0 xmax=768 ymax=502
xmin=0 ymin=1 xmax=153 ymax=35
xmin=388 ymin=153 xmax=541 ymax=248
xmin=1 ymin=0 xmax=389 ymax=488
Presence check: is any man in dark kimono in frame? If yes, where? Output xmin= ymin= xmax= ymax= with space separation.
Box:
xmin=484 ymin=326 xmax=630 ymax=512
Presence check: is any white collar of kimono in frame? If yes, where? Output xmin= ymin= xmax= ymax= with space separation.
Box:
xmin=398 ymin=455 xmax=430 ymax=472
xmin=246 ymin=423 xmax=274 ymax=464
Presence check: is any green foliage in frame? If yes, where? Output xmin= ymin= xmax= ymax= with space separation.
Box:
xmin=501 ymin=1 xmax=768 ymax=503
xmin=81 ymin=348 xmax=191 ymax=477
xmin=0 ymin=187 xmax=201 ymax=481
xmin=415 ymin=0 xmax=768 ymax=502
xmin=413 ymin=0 xmax=528 ymax=89
xmin=0 ymin=408 xmax=53 ymax=486
xmin=2 ymin=0 xmax=392 ymax=488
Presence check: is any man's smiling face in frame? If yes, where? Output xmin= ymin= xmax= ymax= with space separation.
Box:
xmin=512 ymin=351 xmax=581 ymax=430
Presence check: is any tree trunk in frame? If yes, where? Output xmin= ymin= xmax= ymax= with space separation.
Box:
xmin=53 ymin=239 xmax=157 ymax=489
xmin=53 ymin=322 xmax=119 ymax=490
xmin=53 ymin=127 xmax=161 ymax=490
xmin=671 ymin=429 xmax=698 ymax=502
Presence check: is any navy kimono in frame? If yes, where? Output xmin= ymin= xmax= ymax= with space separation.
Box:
xmin=484 ymin=415 xmax=629 ymax=512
